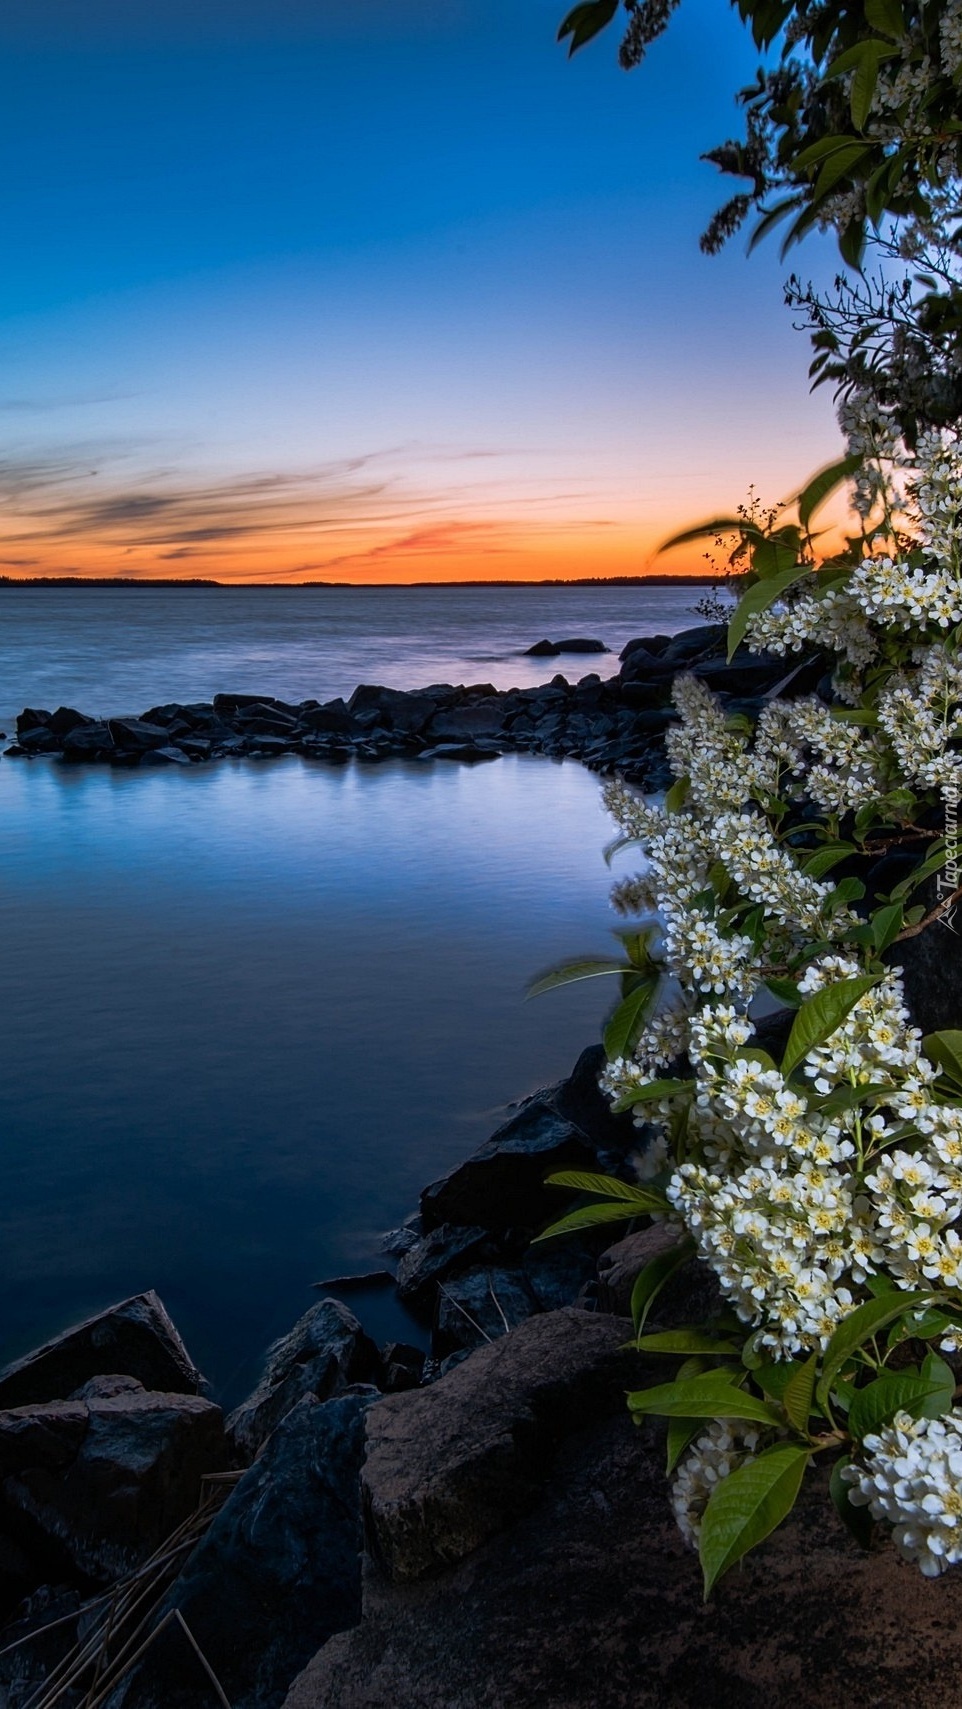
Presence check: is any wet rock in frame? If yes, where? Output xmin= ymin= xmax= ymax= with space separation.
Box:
xmin=140 ymin=745 xmax=192 ymax=766
xmin=0 ymin=1389 xmax=224 ymax=1583
xmin=595 ymin=1223 xmax=682 ymax=1316
xmin=523 ymin=638 xmax=607 ymax=656
xmin=105 ymin=1391 xmax=373 ymax=1709
xmin=14 ymin=709 xmax=51 ymax=736
xmin=427 ymin=701 xmax=508 ymax=740
xmin=523 ymin=639 xmax=559 ymax=656
xmin=419 ymin=1098 xmax=596 ymax=1233
xmin=0 ymin=1292 xmax=207 ymax=1409
xmin=212 ymin=692 xmax=299 ymax=717
xmin=48 ymin=707 xmax=94 ymax=736
xmin=434 ymin=1266 xmax=539 ymax=1355
xmin=16 ymin=727 xmax=63 ymax=754
xmin=360 ymin=1308 xmax=634 ymax=1583
xmin=395 ymin=1224 xmax=494 ymax=1309
xmin=379 ymin=1344 xmax=425 ymax=1394
xmin=662 ymin=623 xmax=726 ymax=663
xmin=619 ymin=633 xmax=671 ymax=661
xmin=417 ymin=743 xmax=500 ymax=763
xmin=227 ymin=1299 xmax=379 ymax=1461
xmin=520 ymin=1238 xmax=598 ymax=1312
xmin=299 ymin=698 xmax=357 ymax=734
xmin=61 ymin=722 xmax=113 ymax=759
xmin=107 ymin=718 xmax=172 ymax=753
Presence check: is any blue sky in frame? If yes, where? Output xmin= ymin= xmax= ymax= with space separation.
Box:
xmin=0 ymin=0 xmax=845 ymax=581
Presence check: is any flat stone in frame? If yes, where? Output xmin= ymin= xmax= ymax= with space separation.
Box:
xmin=419 ymin=1097 xmax=597 ymax=1233
xmin=0 ymin=1291 xmax=207 ymax=1409
xmin=395 ymin=1224 xmax=494 ymax=1308
xmin=361 ymin=1308 xmax=634 ymax=1582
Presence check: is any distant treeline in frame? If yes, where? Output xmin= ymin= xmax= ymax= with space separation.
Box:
xmin=0 ymin=573 xmax=718 ymax=589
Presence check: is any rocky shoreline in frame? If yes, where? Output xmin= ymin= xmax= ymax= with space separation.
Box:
xmin=4 ymin=620 xmax=941 ymax=1709
xmin=2 ymin=623 xmax=825 ymax=790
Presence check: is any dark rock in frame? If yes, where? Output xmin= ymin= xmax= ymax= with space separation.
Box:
xmin=360 ymin=1308 xmax=634 ymax=1583
xmin=434 ymin=1266 xmax=539 ymax=1356
xmin=0 ymin=1585 xmax=85 ymax=1706
xmin=0 ymin=1389 xmax=224 ymax=1582
xmin=0 ymin=1293 xmax=207 ymax=1409
xmin=212 ymin=693 xmax=299 ymax=717
xmin=662 ymin=623 xmax=726 ymax=663
xmin=106 ymin=1391 xmax=373 ymax=1709
xmin=551 ymin=1044 xmax=638 ymax=1161
xmin=299 ymin=698 xmax=356 ymax=735
xmin=619 ymin=633 xmax=670 ymax=661
xmin=347 ymin=687 xmax=437 ymax=733
xmin=107 ymin=718 xmax=172 ymax=753
xmin=48 ymin=707 xmax=94 ymax=736
xmin=419 ymin=1098 xmax=596 ymax=1233
xmin=523 ymin=639 xmax=559 ymax=656
xmin=417 ymin=744 xmax=500 ymax=763
xmin=61 ymin=722 xmax=113 ymax=759
xmin=380 ymin=1217 xmax=422 ymax=1259
xmin=285 ymin=1405 xmax=962 ymax=1709
xmin=227 ymin=1299 xmax=380 ymax=1461
xmin=426 ymin=701 xmax=507 ymax=740
xmin=174 ymin=737 xmax=213 ymax=760
xmin=71 ymin=1374 xmax=146 ymax=1401
xmin=312 ymin=1270 xmax=396 ymax=1294
xmin=892 ymin=883 xmax=962 ymax=1035
xmin=15 ymin=709 xmax=51 ymax=736
xmin=16 ymin=727 xmax=63 ymax=754
xmin=395 ymin=1225 xmax=494 ymax=1309
xmin=380 ymin=1344 xmax=425 ymax=1394
xmin=596 ymin=1222 xmax=682 ymax=1316
xmin=556 ymin=638 xmax=608 ymax=653
xmin=691 ymin=657 xmax=785 ymax=696
xmin=520 ymin=1238 xmax=599 ymax=1312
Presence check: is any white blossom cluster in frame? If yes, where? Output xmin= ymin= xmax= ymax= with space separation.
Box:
xmin=845 ymin=1412 xmax=962 ymax=1576
xmin=876 ymin=646 xmax=962 ymax=789
xmin=672 ymin=1419 xmax=763 ymax=1547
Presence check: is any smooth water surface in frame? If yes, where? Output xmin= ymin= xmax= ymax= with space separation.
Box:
xmin=0 ymin=752 xmax=632 ymax=1397
xmin=0 ymin=581 xmax=707 ymax=729
xmin=0 ymin=585 xmax=693 ymax=1395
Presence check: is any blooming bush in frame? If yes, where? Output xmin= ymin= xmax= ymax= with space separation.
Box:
xmin=536 ymin=423 xmax=962 ymax=1592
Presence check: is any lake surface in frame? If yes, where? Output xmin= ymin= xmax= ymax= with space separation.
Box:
xmin=0 ymin=585 xmax=700 ymax=1398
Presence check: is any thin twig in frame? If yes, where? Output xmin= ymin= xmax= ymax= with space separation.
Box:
xmin=486 ymin=1275 xmax=511 ymax=1337
xmin=436 ymin=1283 xmax=492 ymax=1343
xmin=173 ymin=1610 xmax=232 ymax=1708
xmin=895 ymin=882 xmax=962 ymax=940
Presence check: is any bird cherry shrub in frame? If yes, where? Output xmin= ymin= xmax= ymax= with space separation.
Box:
xmin=536 ymin=422 xmax=962 ymax=1592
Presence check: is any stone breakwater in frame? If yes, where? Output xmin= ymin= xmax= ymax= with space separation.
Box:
xmin=3 ymin=623 xmax=825 ymax=789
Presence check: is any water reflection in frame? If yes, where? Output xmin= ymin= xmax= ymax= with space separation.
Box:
xmin=0 ymin=754 xmax=621 ymax=1398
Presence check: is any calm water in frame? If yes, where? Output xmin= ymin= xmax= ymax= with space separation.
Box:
xmin=0 ymin=585 xmax=699 ymax=1397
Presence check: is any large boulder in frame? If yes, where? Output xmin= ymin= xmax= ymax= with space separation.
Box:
xmin=227 ymin=1299 xmax=379 ymax=1461
xmin=105 ymin=1391 xmax=373 ymax=1709
xmin=283 ymin=1408 xmax=962 ymax=1709
xmin=0 ymin=1384 xmax=224 ymax=1583
xmin=361 ymin=1308 xmax=634 ymax=1582
xmin=0 ymin=1293 xmax=207 ymax=1408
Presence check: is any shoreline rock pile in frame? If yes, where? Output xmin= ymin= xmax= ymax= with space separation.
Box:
xmin=3 ymin=625 xmax=824 ymax=788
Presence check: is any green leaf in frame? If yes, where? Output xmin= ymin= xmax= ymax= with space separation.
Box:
xmin=543 ymin=1170 xmax=667 ymax=1206
xmin=864 ymin=0 xmax=905 ymax=39
xmin=659 ymin=517 xmax=753 ymax=553
xmin=829 ymin=1455 xmax=874 ymax=1548
xmin=780 ymin=975 xmax=881 ymax=1079
xmin=628 ymin=1374 xmax=782 ymax=1425
xmin=922 ymin=1030 xmax=962 ymax=1089
xmin=635 ymin=1327 xmax=742 ymax=1356
xmin=630 ymin=1237 xmax=695 ymax=1336
xmin=612 ymin=1076 xmax=693 ymax=1111
xmin=796 ymin=455 xmax=862 ymax=528
xmin=919 ymin=1352 xmax=956 ymax=1419
xmin=699 ymin=1444 xmax=810 ymax=1595
xmin=665 ymin=775 xmax=690 ymax=813
xmin=812 ymin=142 xmax=874 ymax=201
xmin=556 ymin=0 xmax=618 ymax=54
xmin=801 ymin=841 xmax=856 ymax=879
xmin=727 ymin=561 xmax=812 ymax=660
xmin=527 ymin=958 xmax=629 ymax=997
xmin=871 ymin=901 xmax=904 ymax=953
xmin=666 ymin=1416 xmax=703 ymax=1474
xmin=532 ymin=1201 xmax=644 ymax=1242
xmin=781 ymin=1354 xmax=818 ymax=1434
xmin=851 ymin=46 xmax=884 ymax=130
xmin=604 ymin=978 xmax=658 ymax=1060
xmin=816 ymin=1291 xmax=932 ymax=1411
xmin=847 ymin=1372 xmax=945 ymax=1439
xmin=764 ymin=977 xmax=803 ymax=1008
